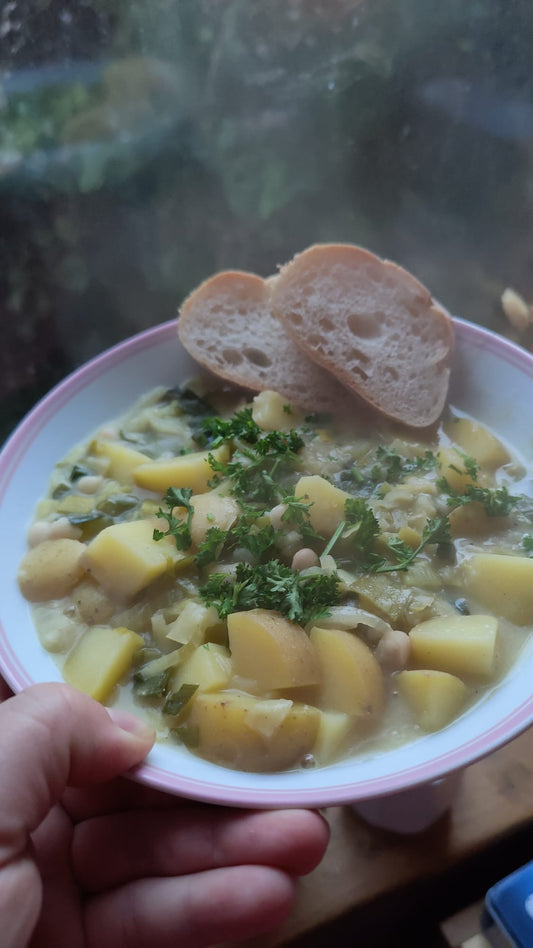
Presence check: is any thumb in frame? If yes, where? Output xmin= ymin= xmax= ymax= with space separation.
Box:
xmin=0 ymin=682 xmax=155 ymax=848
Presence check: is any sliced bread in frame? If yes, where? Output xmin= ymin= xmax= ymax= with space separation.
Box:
xmin=177 ymin=269 xmax=349 ymax=412
xmin=271 ymin=243 xmax=454 ymax=428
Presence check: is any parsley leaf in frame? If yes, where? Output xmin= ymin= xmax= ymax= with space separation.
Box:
xmin=200 ymin=560 xmax=341 ymax=625
xmin=343 ymin=497 xmax=381 ymax=554
xmin=279 ymin=495 xmax=324 ymax=540
xmin=373 ymin=515 xmax=453 ymax=574
xmin=321 ymin=497 xmax=380 ymax=560
xmin=194 ymin=526 xmax=228 ymax=566
xmin=438 ymin=478 xmax=520 ymax=517
xmin=371 ymin=446 xmax=438 ymax=485
xmin=201 ymin=408 xmax=262 ymax=448
xmin=209 ymin=429 xmax=304 ymax=505
xmin=153 ymin=487 xmax=194 ymax=551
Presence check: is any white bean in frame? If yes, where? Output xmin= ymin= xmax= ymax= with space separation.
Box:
xmin=27 ymin=521 xmax=53 ymax=547
xmin=77 ymin=475 xmax=104 ymax=494
xmin=37 ymin=612 xmax=79 ymax=653
xmin=291 ymin=548 xmax=320 ymax=571
xmin=27 ymin=517 xmax=81 ymax=547
xmin=375 ymin=628 xmax=411 ymax=670
xmin=18 ymin=539 xmax=87 ymax=602
xmin=48 ymin=517 xmax=81 ymax=540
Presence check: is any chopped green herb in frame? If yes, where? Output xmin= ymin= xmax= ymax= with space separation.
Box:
xmin=200 ymin=559 xmax=341 ymax=625
xmin=439 ymin=478 xmax=520 ymax=517
xmin=202 ymin=408 xmax=261 ymax=447
xmin=374 ymin=515 xmax=453 ymax=574
xmin=70 ymin=463 xmax=93 ymax=482
xmin=153 ymin=486 xmax=194 ymax=551
xmin=321 ymin=497 xmax=380 ymax=560
xmin=303 ymin=412 xmax=332 ymax=426
xmin=209 ymin=428 xmax=304 ymax=505
xmin=344 ymin=497 xmax=381 ymax=554
xmin=163 ymin=683 xmax=198 ymax=717
xmin=133 ymin=667 xmax=173 ymax=700
xmin=195 ymin=526 xmax=228 ymax=567
xmin=372 ymin=446 xmax=438 ymax=485
xmin=279 ymin=495 xmax=323 ymax=540
xmin=97 ymin=493 xmax=139 ymax=516
xmin=68 ymin=511 xmax=114 ymax=540
xmin=51 ymin=482 xmax=72 ymax=499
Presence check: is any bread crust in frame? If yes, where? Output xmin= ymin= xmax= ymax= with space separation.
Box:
xmin=271 ymin=243 xmax=454 ymax=427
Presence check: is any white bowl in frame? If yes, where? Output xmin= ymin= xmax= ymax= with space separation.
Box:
xmin=1 ymin=317 xmax=533 ymax=810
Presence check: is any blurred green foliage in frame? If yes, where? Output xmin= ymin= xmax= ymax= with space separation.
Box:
xmin=1 ymin=0 xmax=533 ymax=441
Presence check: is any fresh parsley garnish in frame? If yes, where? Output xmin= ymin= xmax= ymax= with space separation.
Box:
xmin=201 ymin=408 xmax=262 ymax=448
xmin=343 ymin=497 xmax=381 ymax=554
xmin=200 ymin=560 xmax=341 ymax=625
xmin=194 ymin=526 xmax=228 ymax=566
xmin=371 ymin=446 xmax=438 ymax=485
xmin=279 ymin=495 xmax=323 ymax=540
xmin=153 ymin=401 xmax=523 ymax=590
xmin=321 ymin=497 xmax=380 ymax=559
xmin=153 ymin=487 xmax=194 ymax=551
xmin=209 ymin=429 xmax=304 ymax=505
xmin=374 ymin=515 xmax=453 ymax=574
xmin=438 ymin=478 xmax=520 ymax=517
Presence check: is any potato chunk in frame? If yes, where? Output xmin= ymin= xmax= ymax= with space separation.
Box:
xmin=82 ymin=519 xmax=188 ymax=600
xmin=409 ymin=614 xmax=499 ymax=677
xmin=448 ymin=503 xmax=509 ymax=539
xmin=396 ymin=669 xmax=468 ymax=731
xmin=18 ymin=538 xmax=86 ymax=602
xmin=445 ymin=417 xmax=510 ymax=471
xmin=312 ymin=711 xmax=354 ymax=765
xmin=184 ymin=691 xmax=320 ymax=772
xmin=228 ymin=609 xmax=320 ymax=691
xmin=134 ymin=444 xmax=230 ymax=494
xmin=293 ymin=475 xmax=352 ymax=537
xmin=463 ymin=554 xmax=533 ymax=625
xmin=63 ymin=625 xmax=143 ymax=701
xmin=309 ymin=626 xmax=385 ymax=720
xmin=436 ymin=446 xmax=478 ymax=493
xmin=252 ymin=390 xmax=298 ymax=431
xmin=189 ymin=491 xmax=240 ymax=547
xmin=174 ymin=643 xmax=232 ymax=693
xmin=92 ymin=440 xmax=151 ymax=483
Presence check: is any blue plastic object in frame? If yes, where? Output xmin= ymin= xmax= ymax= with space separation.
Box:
xmin=485 ymin=860 xmax=533 ymax=947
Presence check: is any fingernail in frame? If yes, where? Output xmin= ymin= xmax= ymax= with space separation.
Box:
xmin=106 ymin=707 xmax=155 ymax=741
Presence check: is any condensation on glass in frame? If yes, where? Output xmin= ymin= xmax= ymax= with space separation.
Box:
xmin=1 ymin=1 xmax=533 ymax=440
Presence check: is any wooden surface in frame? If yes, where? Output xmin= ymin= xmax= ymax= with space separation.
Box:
xmin=240 ymin=727 xmax=533 ymax=947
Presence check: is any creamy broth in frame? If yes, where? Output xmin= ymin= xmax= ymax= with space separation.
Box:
xmin=18 ymin=381 xmax=533 ymax=773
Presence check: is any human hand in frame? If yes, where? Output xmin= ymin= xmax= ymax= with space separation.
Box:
xmin=0 ymin=681 xmax=329 ymax=947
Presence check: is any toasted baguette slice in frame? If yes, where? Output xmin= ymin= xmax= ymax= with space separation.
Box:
xmin=177 ymin=269 xmax=349 ymax=412
xmin=272 ymin=244 xmax=454 ymax=428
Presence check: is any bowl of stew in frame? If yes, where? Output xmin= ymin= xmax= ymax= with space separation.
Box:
xmin=1 ymin=316 xmax=533 ymax=811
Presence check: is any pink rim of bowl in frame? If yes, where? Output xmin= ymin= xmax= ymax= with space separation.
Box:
xmin=1 ymin=317 xmax=533 ymax=809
